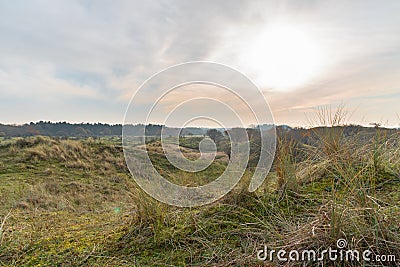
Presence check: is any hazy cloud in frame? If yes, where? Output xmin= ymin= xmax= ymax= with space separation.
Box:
xmin=0 ymin=0 xmax=399 ymax=126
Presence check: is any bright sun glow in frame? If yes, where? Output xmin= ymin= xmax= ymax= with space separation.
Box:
xmin=240 ymin=25 xmax=323 ymax=91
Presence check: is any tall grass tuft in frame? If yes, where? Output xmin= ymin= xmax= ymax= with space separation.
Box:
xmin=276 ymin=135 xmax=297 ymax=196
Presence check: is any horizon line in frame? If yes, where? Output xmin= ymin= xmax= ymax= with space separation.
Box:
xmin=1 ymin=120 xmax=399 ymax=130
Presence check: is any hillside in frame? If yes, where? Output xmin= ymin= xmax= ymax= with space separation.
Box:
xmin=0 ymin=127 xmax=399 ymax=266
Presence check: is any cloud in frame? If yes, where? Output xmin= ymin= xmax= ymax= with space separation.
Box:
xmin=0 ymin=1 xmax=253 ymax=120
xmin=0 ymin=0 xmax=399 ymax=126
xmin=0 ymin=63 xmax=99 ymax=100
xmin=209 ymin=0 xmax=400 ymax=126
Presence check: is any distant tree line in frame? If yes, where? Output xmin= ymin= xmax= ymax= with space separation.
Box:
xmin=0 ymin=122 xmax=206 ymax=137
xmin=0 ymin=121 xmax=123 ymax=137
xmin=1 ymin=121 xmax=392 ymax=141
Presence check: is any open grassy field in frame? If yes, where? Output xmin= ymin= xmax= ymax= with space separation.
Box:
xmin=0 ymin=126 xmax=399 ymax=266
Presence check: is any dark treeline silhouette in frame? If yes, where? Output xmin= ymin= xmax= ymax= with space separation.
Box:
xmin=0 ymin=121 xmax=205 ymax=137
xmin=0 ymin=121 xmax=395 ymax=139
xmin=0 ymin=121 xmax=123 ymax=137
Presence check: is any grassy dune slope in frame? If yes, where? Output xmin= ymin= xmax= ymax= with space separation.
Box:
xmin=0 ymin=130 xmax=399 ymax=266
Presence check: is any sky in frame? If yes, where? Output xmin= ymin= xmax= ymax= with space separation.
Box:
xmin=0 ymin=0 xmax=399 ymax=127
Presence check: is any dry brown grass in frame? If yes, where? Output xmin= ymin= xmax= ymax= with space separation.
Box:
xmin=1 ymin=129 xmax=399 ymax=266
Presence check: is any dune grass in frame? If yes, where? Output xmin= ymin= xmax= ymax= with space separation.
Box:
xmin=0 ymin=122 xmax=399 ymax=266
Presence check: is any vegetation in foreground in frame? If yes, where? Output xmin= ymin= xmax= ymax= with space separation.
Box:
xmin=0 ymin=118 xmax=399 ymax=266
